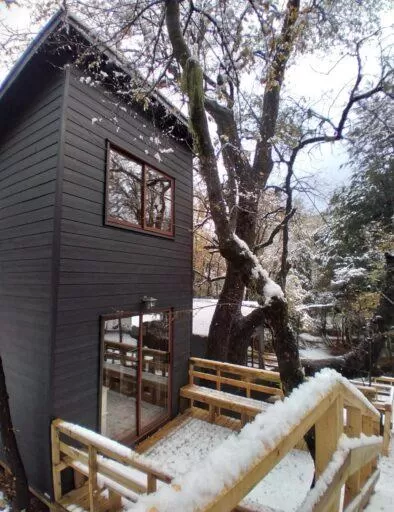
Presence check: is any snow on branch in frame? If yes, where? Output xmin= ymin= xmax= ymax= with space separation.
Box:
xmin=232 ymin=234 xmax=284 ymax=304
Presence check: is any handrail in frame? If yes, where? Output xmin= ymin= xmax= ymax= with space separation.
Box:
xmin=190 ymin=357 xmax=282 ymax=382
xmin=189 ymin=357 xmax=283 ymax=399
xmin=139 ymin=370 xmax=382 ymax=512
xmin=51 ymin=419 xmax=173 ymax=508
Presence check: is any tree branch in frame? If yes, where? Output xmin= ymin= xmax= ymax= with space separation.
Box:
xmin=255 ymin=208 xmax=297 ymax=252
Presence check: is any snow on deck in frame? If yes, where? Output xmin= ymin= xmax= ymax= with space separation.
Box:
xmin=128 ymin=370 xmax=378 ymax=512
xmin=365 ymin=427 xmax=394 ymax=511
xmin=142 ymin=416 xmax=313 ymax=511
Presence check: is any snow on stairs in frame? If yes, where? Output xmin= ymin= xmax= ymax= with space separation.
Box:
xmin=181 ymin=357 xmax=283 ymax=427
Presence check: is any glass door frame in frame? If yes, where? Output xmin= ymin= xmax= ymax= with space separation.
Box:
xmin=99 ymin=308 xmax=173 ymax=444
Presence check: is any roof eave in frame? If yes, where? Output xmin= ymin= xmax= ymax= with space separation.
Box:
xmin=0 ymin=9 xmax=65 ymax=102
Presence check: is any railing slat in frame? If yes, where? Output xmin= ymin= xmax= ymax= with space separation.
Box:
xmin=344 ymin=407 xmax=362 ymax=506
xmin=88 ymin=446 xmax=98 ymax=511
xmin=51 ymin=420 xmax=63 ymax=502
xmin=361 ymin=416 xmax=374 ymax=483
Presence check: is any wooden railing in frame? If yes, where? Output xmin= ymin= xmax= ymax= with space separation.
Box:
xmin=51 ymin=419 xmax=173 ymax=510
xmin=349 ymin=377 xmax=394 ymax=456
xmin=141 ymin=372 xmax=383 ymax=512
xmin=51 ymin=370 xmax=388 ymax=512
xmin=189 ymin=357 xmax=283 ymax=398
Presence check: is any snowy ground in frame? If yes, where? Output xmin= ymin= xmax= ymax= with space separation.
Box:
xmin=142 ymin=415 xmax=394 ymax=511
xmin=143 ymin=417 xmax=314 ymax=511
xmin=192 ymin=298 xmax=333 ymax=360
xmin=365 ymin=437 xmax=394 ymax=511
xmin=193 ymin=298 xmax=258 ymax=337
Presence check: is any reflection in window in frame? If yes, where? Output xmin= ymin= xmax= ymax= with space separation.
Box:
xmin=106 ymin=145 xmax=174 ymax=236
xmin=107 ymin=152 xmax=142 ymax=227
xmin=101 ymin=312 xmax=171 ymax=445
xmin=141 ymin=312 xmax=170 ymax=431
xmin=101 ymin=315 xmax=140 ymax=442
xmin=145 ymin=168 xmax=172 ymax=232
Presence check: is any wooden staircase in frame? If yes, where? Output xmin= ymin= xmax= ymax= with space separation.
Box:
xmin=50 ymin=360 xmax=391 ymax=512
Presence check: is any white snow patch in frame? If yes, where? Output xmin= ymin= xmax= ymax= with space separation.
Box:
xmin=232 ymin=234 xmax=284 ymax=304
xmin=365 ymin=434 xmax=394 ymax=511
xmin=0 ymin=492 xmax=10 ymax=512
xmin=142 ymin=417 xmax=312 ymax=512
xmin=192 ymin=298 xmax=258 ymax=337
xmin=299 ymin=347 xmax=331 ymax=359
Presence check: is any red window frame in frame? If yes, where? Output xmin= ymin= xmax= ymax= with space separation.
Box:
xmin=105 ymin=141 xmax=175 ymax=238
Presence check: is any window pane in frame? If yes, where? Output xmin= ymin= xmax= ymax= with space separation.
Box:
xmin=107 ymin=149 xmax=142 ymax=227
xmin=101 ymin=316 xmax=140 ymax=444
xmin=140 ymin=312 xmax=170 ymax=430
xmin=145 ymin=168 xmax=173 ymax=232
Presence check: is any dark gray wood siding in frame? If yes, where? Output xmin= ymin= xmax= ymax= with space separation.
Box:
xmin=0 ymin=66 xmax=65 ymax=494
xmin=52 ymin=68 xmax=193 ymax=433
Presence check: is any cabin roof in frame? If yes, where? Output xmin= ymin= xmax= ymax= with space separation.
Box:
xmin=0 ymin=8 xmax=190 ymax=141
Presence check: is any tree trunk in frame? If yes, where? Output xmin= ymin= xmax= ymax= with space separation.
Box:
xmin=165 ymin=0 xmax=304 ymax=396
xmin=0 ymin=356 xmax=30 ymax=511
xmin=302 ymin=336 xmax=383 ymax=378
xmin=227 ymin=305 xmax=265 ymax=365
xmin=265 ymin=297 xmax=304 ymax=394
xmin=206 ymin=263 xmax=244 ymax=361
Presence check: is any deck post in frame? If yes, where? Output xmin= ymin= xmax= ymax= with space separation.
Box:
xmin=147 ymin=473 xmax=157 ymax=493
xmin=361 ymin=415 xmax=374 ymax=483
xmin=51 ymin=421 xmax=62 ymax=502
xmin=88 ymin=446 xmax=99 ymax=511
xmin=216 ymin=369 xmax=221 ymax=417
xmin=383 ymin=404 xmax=392 ymax=456
xmin=315 ymin=393 xmax=343 ymax=511
xmin=108 ymin=490 xmax=122 ymax=510
xmin=344 ymin=407 xmax=362 ymax=506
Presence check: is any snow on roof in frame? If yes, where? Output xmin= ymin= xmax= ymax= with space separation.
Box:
xmin=192 ymin=298 xmax=259 ymax=337
xmin=127 ymin=369 xmax=379 ymax=512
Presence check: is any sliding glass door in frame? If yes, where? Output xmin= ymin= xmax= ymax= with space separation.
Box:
xmin=100 ymin=311 xmax=171 ymax=445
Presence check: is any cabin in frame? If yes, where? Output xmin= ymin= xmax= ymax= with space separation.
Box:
xmin=0 ymin=10 xmax=193 ymax=500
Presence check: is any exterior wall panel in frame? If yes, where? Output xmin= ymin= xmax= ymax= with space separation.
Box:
xmin=53 ymin=68 xmax=193 ymax=438
xmin=0 ymin=66 xmax=64 ymax=495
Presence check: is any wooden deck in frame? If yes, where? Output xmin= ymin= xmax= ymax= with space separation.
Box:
xmin=49 ymin=358 xmax=391 ymax=512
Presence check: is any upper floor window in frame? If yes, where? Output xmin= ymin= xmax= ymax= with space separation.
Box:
xmin=105 ymin=143 xmax=174 ymax=237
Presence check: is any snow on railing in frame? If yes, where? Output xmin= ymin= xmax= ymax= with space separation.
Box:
xmin=299 ymin=434 xmax=382 ymax=511
xmin=127 ymin=369 xmax=381 ymax=512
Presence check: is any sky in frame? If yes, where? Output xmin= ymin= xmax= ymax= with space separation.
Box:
xmin=0 ymin=2 xmax=391 ymax=211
